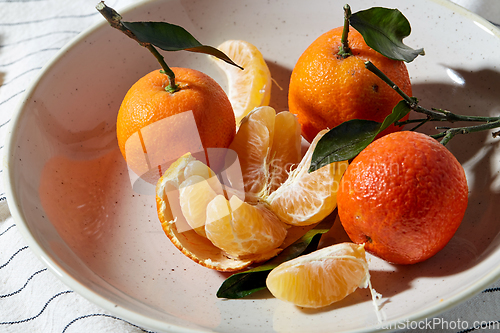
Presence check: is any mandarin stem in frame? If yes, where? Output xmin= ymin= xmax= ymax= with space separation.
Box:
xmin=364 ymin=61 xmax=414 ymax=104
xmin=431 ymin=108 xmax=500 ymax=122
xmin=96 ymin=1 xmax=179 ymax=93
xmin=148 ymin=46 xmax=179 ymax=93
xmin=432 ymin=120 xmax=500 ymax=145
xmin=364 ymin=60 xmax=500 ymax=144
xmin=409 ymin=117 xmax=430 ymax=132
xmin=338 ymin=4 xmax=352 ymax=58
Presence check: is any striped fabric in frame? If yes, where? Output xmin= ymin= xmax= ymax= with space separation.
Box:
xmin=0 ymin=1 xmax=157 ymax=332
xmin=1 ymin=1 xmax=500 ymax=333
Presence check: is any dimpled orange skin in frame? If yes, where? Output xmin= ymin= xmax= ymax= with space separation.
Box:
xmin=337 ymin=131 xmax=468 ymax=265
xmin=116 ymin=67 xmax=236 ymax=167
xmin=288 ymin=27 xmax=412 ymax=143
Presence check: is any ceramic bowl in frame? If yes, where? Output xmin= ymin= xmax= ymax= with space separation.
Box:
xmin=5 ymin=0 xmax=500 ymax=332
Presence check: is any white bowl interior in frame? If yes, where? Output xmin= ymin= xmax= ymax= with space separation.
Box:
xmin=5 ymin=0 xmax=500 ymax=332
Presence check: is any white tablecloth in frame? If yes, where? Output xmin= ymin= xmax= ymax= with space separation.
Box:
xmin=0 ymin=1 xmax=499 ymax=332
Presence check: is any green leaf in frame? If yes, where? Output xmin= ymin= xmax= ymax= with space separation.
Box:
xmin=350 ymin=7 xmax=424 ymax=62
xmin=309 ymin=120 xmax=380 ymax=172
xmin=122 ymin=21 xmax=243 ymax=69
xmin=216 ymin=217 xmax=336 ymax=299
xmin=379 ymin=100 xmax=412 ymax=132
xmin=309 ymin=100 xmax=411 ymax=172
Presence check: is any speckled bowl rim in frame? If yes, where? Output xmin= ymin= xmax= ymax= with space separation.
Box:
xmin=4 ymin=0 xmax=500 ymax=332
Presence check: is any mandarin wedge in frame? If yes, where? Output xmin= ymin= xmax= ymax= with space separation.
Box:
xmin=213 ymin=40 xmax=272 ymax=125
xmin=228 ymin=106 xmax=301 ymax=201
xmin=205 ymin=195 xmax=287 ymax=260
xmin=266 ymin=242 xmax=370 ymax=308
xmin=179 ymin=159 xmax=226 ymax=237
xmin=179 ymin=175 xmax=221 ymax=238
xmin=268 ymin=130 xmax=349 ymax=226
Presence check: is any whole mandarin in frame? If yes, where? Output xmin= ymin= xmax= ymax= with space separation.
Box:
xmin=116 ymin=67 xmax=236 ymax=183
xmin=337 ymin=131 xmax=468 ymax=265
xmin=289 ymin=27 xmax=412 ymax=142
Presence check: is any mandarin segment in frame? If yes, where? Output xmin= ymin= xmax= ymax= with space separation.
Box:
xmin=228 ymin=106 xmax=276 ymax=198
xmin=337 ymin=131 xmax=469 ymax=264
xmin=228 ymin=106 xmax=302 ymax=201
xmin=179 ymin=160 xmax=226 ymax=237
xmin=213 ymin=40 xmax=272 ymax=125
xmin=269 ymin=130 xmax=349 ymax=226
xmin=268 ymin=111 xmax=302 ymax=192
xmin=205 ymin=195 xmax=287 ymax=259
xmin=266 ymin=243 xmax=370 ymax=308
xmin=179 ymin=175 xmax=220 ymax=237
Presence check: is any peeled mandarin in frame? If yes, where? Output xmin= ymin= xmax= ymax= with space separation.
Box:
xmin=157 ymin=153 xmax=254 ymax=271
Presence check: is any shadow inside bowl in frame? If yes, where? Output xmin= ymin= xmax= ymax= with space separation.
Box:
xmin=267 ymin=60 xmax=292 ymax=112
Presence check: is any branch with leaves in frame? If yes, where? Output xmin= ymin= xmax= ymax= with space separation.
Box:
xmin=96 ymin=1 xmax=242 ymax=93
xmin=365 ymin=61 xmax=500 ymax=145
xmin=309 ymin=5 xmax=500 ymax=172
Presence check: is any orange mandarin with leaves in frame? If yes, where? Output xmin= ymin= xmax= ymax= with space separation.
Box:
xmin=288 ymin=26 xmax=412 ymax=142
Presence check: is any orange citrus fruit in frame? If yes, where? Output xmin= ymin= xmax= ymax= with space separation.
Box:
xmin=212 ymin=40 xmax=272 ymax=126
xmin=337 ymin=131 xmax=469 ymax=265
xmin=288 ymin=26 xmax=412 ymax=143
xmin=117 ymin=67 xmax=236 ymax=182
xmin=266 ymin=242 xmax=370 ymax=308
